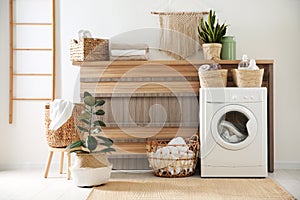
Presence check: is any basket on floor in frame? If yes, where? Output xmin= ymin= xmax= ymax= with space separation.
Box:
xmin=45 ymin=104 xmax=80 ymax=148
xmin=70 ymin=38 xmax=109 ymax=61
xmin=232 ymin=69 xmax=264 ymax=87
xmin=75 ymin=153 xmax=110 ymax=168
xmin=198 ymin=69 xmax=228 ymax=87
xmin=146 ymin=135 xmax=199 ymax=178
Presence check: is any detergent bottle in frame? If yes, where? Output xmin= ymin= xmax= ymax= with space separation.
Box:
xmin=238 ymin=54 xmax=249 ymax=70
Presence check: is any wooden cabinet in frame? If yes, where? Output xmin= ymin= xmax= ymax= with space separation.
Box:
xmin=73 ymin=60 xmax=274 ymax=172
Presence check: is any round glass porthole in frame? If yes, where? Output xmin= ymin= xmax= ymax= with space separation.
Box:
xmin=211 ymin=105 xmax=258 ymax=150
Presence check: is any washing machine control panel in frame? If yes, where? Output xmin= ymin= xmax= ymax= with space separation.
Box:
xmin=229 ymin=90 xmax=262 ymax=102
xmin=203 ymin=88 xmax=266 ymax=103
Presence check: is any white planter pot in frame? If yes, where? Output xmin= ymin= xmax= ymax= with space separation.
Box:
xmin=202 ymin=43 xmax=222 ymax=60
xmin=70 ymin=164 xmax=112 ymax=187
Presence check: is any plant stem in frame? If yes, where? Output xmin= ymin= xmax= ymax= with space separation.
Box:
xmin=88 ymin=105 xmax=93 ymax=136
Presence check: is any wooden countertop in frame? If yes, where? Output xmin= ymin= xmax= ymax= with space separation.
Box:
xmin=72 ymin=60 xmax=274 ymax=67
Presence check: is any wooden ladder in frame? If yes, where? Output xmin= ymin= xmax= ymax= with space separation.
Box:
xmin=9 ymin=0 xmax=56 ymax=124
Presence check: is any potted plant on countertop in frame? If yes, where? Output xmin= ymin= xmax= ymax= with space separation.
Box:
xmin=67 ymin=91 xmax=115 ymax=187
xmin=198 ymin=9 xmax=228 ymax=60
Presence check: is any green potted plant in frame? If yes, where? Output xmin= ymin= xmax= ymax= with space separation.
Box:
xmin=198 ymin=9 xmax=228 ymax=60
xmin=67 ymin=91 xmax=115 ymax=187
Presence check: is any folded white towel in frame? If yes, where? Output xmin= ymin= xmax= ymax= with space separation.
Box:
xmin=198 ymin=64 xmax=221 ymax=72
xmin=111 ymin=49 xmax=147 ymax=57
xmin=168 ymin=137 xmax=188 ymax=153
xmin=110 ymin=43 xmax=149 ymax=50
xmin=110 ymin=55 xmax=149 ymax=61
xmin=168 ymin=137 xmax=186 ymax=145
xmin=198 ymin=64 xmax=211 ymax=72
xmin=49 ymin=99 xmax=74 ymax=130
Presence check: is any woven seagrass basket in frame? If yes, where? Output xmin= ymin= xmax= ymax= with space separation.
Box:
xmin=232 ymin=69 xmax=264 ymax=87
xmin=70 ymin=38 xmax=109 ymax=61
xmin=198 ymin=69 xmax=228 ymax=87
xmin=45 ymin=104 xmax=80 ymax=148
xmin=75 ymin=153 xmax=110 ymax=168
xmin=146 ymin=135 xmax=199 ymax=178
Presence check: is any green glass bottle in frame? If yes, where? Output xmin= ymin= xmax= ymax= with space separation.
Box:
xmin=221 ymin=36 xmax=236 ymax=60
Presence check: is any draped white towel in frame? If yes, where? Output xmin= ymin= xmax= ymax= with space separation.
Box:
xmin=49 ymin=99 xmax=74 ymax=130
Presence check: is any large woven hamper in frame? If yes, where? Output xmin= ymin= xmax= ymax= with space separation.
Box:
xmin=232 ymin=69 xmax=264 ymax=87
xmin=45 ymin=104 xmax=80 ymax=148
xmin=70 ymin=38 xmax=109 ymax=61
xmin=198 ymin=69 xmax=228 ymax=87
xmin=146 ymin=135 xmax=199 ymax=178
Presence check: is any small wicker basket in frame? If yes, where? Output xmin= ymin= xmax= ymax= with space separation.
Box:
xmin=45 ymin=104 xmax=80 ymax=148
xmin=198 ymin=69 xmax=228 ymax=87
xmin=70 ymin=38 xmax=109 ymax=61
xmin=231 ymin=69 xmax=264 ymax=87
xmin=146 ymin=135 xmax=199 ymax=178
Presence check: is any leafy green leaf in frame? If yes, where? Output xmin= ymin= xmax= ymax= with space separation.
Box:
xmin=96 ymin=136 xmax=113 ymax=145
xmin=92 ymin=128 xmax=101 ymax=134
xmin=86 ymin=135 xmax=98 ymax=151
xmin=97 ymin=147 xmax=116 ymax=153
xmin=84 ymin=91 xmax=92 ymax=98
xmin=68 ymin=149 xmax=86 ymax=153
xmin=95 ymin=100 xmax=105 ymax=107
xmin=79 ymin=111 xmax=91 ymax=120
xmin=99 ymin=143 xmax=111 ymax=147
xmin=84 ymin=95 xmax=96 ymax=107
xmin=93 ymin=120 xmax=106 ymax=127
xmin=66 ymin=140 xmax=84 ymax=150
xmin=95 ymin=109 xmax=105 ymax=115
xmin=197 ymin=9 xmax=227 ymax=43
xmin=80 ymin=119 xmax=90 ymax=125
xmin=77 ymin=125 xmax=89 ymax=133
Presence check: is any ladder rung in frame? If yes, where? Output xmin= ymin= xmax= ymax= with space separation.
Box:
xmin=13 ymin=48 xmax=52 ymax=51
xmin=14 ymin=22 xmax=52 ymax=26
xmin=14 ymin=73 xmax=52 ymax=76
xmin=13 ymin=98 xmax=52 ymax=101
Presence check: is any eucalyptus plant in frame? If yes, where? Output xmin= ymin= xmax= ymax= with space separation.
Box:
xmin=198 ymin=10 xmax=228 ymax=43
xmin=66 ymin=91 xmax=115 ymax=154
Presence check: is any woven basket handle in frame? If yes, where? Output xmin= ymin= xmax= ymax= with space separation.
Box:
xmin=189 ymin=134 xmax=199 ymax=143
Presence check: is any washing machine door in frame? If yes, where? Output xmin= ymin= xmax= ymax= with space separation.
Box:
xmin=211 ymin=104 xmax=257 ymax=150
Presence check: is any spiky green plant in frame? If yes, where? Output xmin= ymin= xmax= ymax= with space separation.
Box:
xmin=198 ymin=10 xmax=228 ymax=43
xmin=66 ymin=91 xmax=115 ymax=154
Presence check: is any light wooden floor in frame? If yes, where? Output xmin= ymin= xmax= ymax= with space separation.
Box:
xmin=0 ymin=168 xmax=299 ymax=200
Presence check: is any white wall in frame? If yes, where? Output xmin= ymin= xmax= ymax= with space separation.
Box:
xmin=0 ymin=0 xmax=299 ymax=169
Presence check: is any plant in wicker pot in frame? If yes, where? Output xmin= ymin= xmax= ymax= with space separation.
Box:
xmin=66 ymin=91 xmax=115 ymax=187
xmin=198 ymin=10 xmax=227 ymax=60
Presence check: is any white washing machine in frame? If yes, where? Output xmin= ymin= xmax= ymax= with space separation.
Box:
xmin=200 ymin=88 xmax=267 ymax=177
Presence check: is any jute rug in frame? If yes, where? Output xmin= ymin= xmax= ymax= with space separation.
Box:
xmin=86 ymin=172 xmax=295 ymax=200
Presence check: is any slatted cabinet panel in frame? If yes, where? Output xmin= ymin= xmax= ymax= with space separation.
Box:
xmin=95 ymin=97 xmax=198 ymax=127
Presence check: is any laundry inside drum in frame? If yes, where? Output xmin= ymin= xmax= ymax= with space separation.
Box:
xmin=217 ymin=111 xmax=249 ymax=144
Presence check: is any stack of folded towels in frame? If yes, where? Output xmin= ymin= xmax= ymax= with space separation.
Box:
xmin=110 ymin=43 xmax=149 ymax=61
